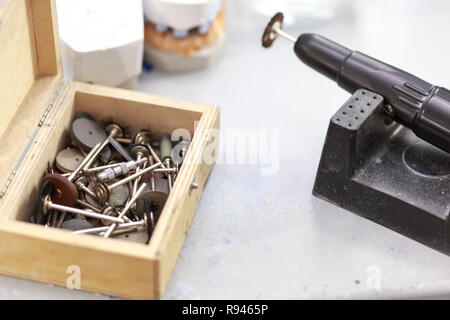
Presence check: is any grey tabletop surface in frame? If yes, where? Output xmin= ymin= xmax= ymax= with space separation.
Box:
xmin=1 ymin=0 xmax=450 ymax=299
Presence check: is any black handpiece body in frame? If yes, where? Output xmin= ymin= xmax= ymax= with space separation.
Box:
xmin=294 ymin=33 xmax=450 ymax=153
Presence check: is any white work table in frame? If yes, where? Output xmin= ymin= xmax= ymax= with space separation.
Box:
xmin=1 ymin=0 xmax=450 ymax=299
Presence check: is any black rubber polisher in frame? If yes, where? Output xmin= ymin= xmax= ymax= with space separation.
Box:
xmin=262 ymin=12 xmax=450 ymax=153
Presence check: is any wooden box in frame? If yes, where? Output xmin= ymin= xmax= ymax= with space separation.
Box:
xmin=0 ymin=0 xmax=219 ymax=299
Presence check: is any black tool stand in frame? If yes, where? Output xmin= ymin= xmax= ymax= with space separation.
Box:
xmin=313 ymin=89 xmax=450 ymax=254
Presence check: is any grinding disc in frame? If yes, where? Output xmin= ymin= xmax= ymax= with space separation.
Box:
xmin=85 ymin=182 xmax=129 ymax=208
xmin=61 ymin=218 xmax=94 ymax=231
xmin=154 ymin=177 xmax=170 ymax=194
xmin=109 ymin=184 xmax=130 ymax=208
xmin=42 ymin=174 xmax=78 ymax=207
xmin=69 ymin=117 xmax=112 ymax=161
xmin=146 ymin=191 xmax=168 ymax=218
xmin=55 ymin=148 xmax=85 ymax=173
xmin=262 ymin=12 xmax=284 ymax=48
xmin=136 ymin=178 xmax=169 ymax=218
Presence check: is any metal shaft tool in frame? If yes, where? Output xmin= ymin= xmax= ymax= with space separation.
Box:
xmin=262 ymin=12 xmax=450 ymax=153
xmin=103 ymin=183 xmax=147 ymax=238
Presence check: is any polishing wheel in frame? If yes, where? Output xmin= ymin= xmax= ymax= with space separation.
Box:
xmin=262 ymin=12 xmax=284 ymax=48
xmin=42 ymin=174 xmax=78 ymax=207
xmin=69 ymin=117 xmax=112 ymax=161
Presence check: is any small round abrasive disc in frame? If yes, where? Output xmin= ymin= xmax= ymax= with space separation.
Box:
xmin=55 ymin=148 xmax=85 ymax=173
xmin=147 ymin=191 xmax=168 ymax=216
xmin=136 ymin=178 xmax=169 ymax=218
xmin=262 ymin=12 xmax=284 ymax=48
xmin=61 ymin=218 xmax=93 ymax=231
xmin=70 ymin=117 xmax=106 ymax=149
xmin=154 ymin=177 xmax=170 ymax=195
xmin=109 ymin=184 xmax=130 ymax=208
xmin=69 ymin=117 xmax=112 ymax=161
xmin=42 ymin=174 xmax=78 ymax=207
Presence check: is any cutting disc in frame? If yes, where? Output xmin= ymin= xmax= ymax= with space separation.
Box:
xmin=56 ymin=148 xmax=85 ymax=173
xmin=262 ymin=12 xmax=284 ymax=48
xmin=42 ymin=174 xmax=78 ymax=207
xmin=69 ymin=117 xmax=111 ymax=161
xmin=61 ymin=218 xmax=94 ymax=231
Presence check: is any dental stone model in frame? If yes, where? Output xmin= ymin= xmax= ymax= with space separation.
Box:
xmin=142 ymin=0 xmax=226 ymax=71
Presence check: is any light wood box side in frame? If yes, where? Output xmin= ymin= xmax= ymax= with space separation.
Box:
xmin=0 ymin=0 xmax=61 ymax=194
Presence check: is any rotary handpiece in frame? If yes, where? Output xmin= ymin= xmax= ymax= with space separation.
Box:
xmin=262 ymin=13 xmax=450 ymax=153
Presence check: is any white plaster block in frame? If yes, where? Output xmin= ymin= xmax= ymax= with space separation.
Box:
xmin=56 ymin=0 xmax=144 ymax=87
